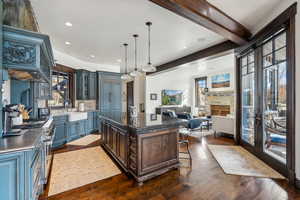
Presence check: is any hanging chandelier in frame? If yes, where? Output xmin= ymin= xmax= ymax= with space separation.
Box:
xmin=121 ymin=43 xmax=131 ymax=80
xmin=130 ymin=34 xmax=141 ymax=77
xmin=142 ymin=21 xmax=156 ymax=72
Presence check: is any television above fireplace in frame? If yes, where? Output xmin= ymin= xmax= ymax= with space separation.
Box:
xmin=161 ymin=90 xmax=183 ymax=105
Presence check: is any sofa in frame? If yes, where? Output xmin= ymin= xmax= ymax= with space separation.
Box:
xmin=163 ymin=111 xmax=204 ymax=130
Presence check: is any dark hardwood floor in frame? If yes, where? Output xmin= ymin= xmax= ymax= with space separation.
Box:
xmin=40 ymin=134 xmax=300 ymax=200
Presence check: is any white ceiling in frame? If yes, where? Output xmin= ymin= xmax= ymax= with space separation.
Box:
xmin=31 ymin=0 xmax=225 ymax=72
xmin=207 ymin=0 xmax=283 ymax=32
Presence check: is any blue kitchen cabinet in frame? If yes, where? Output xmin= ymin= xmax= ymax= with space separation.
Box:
xmin=97 ymin=71 xmax=122 ymax=121
xmin=53 ymin=114 xmax=99 ymax=148
xmin=0 ymin=151 xmax=25 ymax=200
xmin=88 ymin=72 xmax=97 ymax=100
xmin=76 ymin=70 xmax=89 ymax=100
xmin=53 ymin=115 xmax=68 ymax=148
xmin=93 ymin=111 xmax=100 ymax=131
xmin=27 ymin=144 xmax=43 ymax=200
xmin=86 ymin=112 xmax=94 ymax=134
xmin=77 ymin=70 xmax=96 ymax=100
xmin=0 ymin=143 xmax=43 ymax=200
xmin=67 ymin=120 xmax=86 ymax=142
xmin=67 ymin=121 xmax=80 ymax=142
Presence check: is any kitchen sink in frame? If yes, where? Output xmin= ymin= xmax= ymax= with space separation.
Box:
xmin=68 ymin=112 xmax=88 ymax=121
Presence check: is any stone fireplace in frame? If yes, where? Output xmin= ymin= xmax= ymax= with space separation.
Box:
xmin=206 ymin=91 xmax=235 ymax=116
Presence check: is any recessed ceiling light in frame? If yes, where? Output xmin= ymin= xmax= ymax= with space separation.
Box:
xmin=117 ymin=59 xmax=122 ymax=63
xmin=183 ymin=46 xmax=187 ymax=49
xmin=65 ymin=41 xmax=71 ymax=45
xmin=90 ymin=55 xmax=95 ymax=58
xmin=65 ymin=22 xmax=73 ymax=27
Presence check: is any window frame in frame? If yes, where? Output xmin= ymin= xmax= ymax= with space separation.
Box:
xmin=195 ymin=76 xmax=207 ymax=107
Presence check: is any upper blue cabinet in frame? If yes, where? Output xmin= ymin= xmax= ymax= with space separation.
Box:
xmin=2 ymin=25 xmax=55 ymax=84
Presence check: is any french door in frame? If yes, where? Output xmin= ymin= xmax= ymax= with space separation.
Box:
xmin=239 ymin=27 xmax=294 ymax=177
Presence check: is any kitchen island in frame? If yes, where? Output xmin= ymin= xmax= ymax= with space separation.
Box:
xmin=99 ymin=113 xmax=187 ymax=185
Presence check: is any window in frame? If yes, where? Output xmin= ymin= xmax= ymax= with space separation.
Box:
xmin=48 ymin=71 xmax=70 ymax=108
xmin=195 ymin=77 xmax=207 ymax=107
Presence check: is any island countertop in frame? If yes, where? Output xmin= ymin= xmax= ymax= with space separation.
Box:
xmin=99 ymin=112 xmax=188 ymax=133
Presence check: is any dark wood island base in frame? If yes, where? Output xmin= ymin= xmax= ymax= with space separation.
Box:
xmin=99 ymin=115 xmax=186 ymax=185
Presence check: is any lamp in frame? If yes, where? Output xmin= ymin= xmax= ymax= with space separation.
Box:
xmin=142 ymin=21 xmax=156 ymax=72
xmin=121 ymin=43 xmax=131 ymax=80
xmin=130 ymin=34 xmax=141 ymax=77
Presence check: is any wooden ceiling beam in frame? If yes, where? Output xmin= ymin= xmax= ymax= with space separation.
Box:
xmin=149 ymin=0 xmax=252 ymax=45
xmin=147 ymin=40 xmax=238 ymax=75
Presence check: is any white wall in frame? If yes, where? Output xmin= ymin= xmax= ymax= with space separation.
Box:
xmin=121 ymin=74 xmax=146 ymax=114
xmin=145 ymin=53 xmax=235 ymax=115
xmin=252 ymin=0 xmax=300 ymax=181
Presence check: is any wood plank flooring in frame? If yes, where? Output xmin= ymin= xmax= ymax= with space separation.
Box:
xmin=40 ymin=134 xmax=300 ymax=200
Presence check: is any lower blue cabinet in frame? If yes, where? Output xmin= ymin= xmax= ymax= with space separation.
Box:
xmin=0 ymin=143 xmax=43 ymax=200
xmin=53 ymin=115 xmax=68 ymax=149
xmin=86 ymin=112 xmax=94 ymax=134
xmin=53 ymin=122 xmax=67 ymax=148
xmin=67 ymin=121 xmax=80 ymax=142
xmin=0 ymin=151 xmax=25 ymax=200
xmin=53 ymin=112 xmax=100 ymax=148
xmin=67 ymin=120 xmax=86 ymax=142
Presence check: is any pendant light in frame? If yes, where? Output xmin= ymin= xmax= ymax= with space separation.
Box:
xmin=130 ymin=34 xmax=141 ymax=77
xmin=121 ymin=43 xmax=131 ymax=80
xmin=142 ymin=21 xmax=156 ymax=72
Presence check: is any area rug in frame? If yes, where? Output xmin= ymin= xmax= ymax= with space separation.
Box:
xmin=208 ymin=145 xmax=285 ymax=179
xmin=48 ymin=145 xmax=121 ymax=196
xmin=68 ymin=134 xmax=100 ymax=146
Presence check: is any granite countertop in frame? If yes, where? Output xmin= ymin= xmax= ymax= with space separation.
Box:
xmin=0 ymin=128 xmax=43 ymax=154
xmin=99 ymin=112 xmax=188 ymax=133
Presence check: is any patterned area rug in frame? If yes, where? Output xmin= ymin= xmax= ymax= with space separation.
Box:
xmin=208 ymin=145 xmax=285 ymax=179
xmin=68 ymin=134 xmax=101 ymax=146
xmin=48 ymin=136 xmax=121 ymax=196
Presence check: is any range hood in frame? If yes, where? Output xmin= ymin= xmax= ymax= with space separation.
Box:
xmin=3 ymin=25 xmax=55 ymax=83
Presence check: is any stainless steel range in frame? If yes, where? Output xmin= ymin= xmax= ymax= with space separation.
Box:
xmin=40 ymin=117 xmax=55 ymax=185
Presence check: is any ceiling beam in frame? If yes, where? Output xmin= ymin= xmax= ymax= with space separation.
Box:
xmin=149 ymin=0 xmax=252 ymax=45
xmin=147 ymin=40 xmax=238 ymax=75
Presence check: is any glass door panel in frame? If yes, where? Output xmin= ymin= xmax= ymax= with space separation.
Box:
xmin=262 ymin=31 xmax=287 ymax=164
xmin=241 ymin=52 xmax=255 ymax=145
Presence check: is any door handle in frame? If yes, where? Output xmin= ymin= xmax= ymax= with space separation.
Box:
xmin=255 ymin=114 xmax=262 ymax=128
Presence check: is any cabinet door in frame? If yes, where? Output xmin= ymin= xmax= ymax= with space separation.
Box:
xmin=107 ymin=126 xmax=113 ymax=150
xmin=102 ymin=81 xmax=112 ymax=115
xmin=118 ymin=130 xmax=127 ymax=166
xmin=53 ymin=122 xmax=66 ymax=148
xmin=111 ymin=83 xmax=121 ymax=111
xmin=67 ymin=122 xmax=80 ymax=142
xmin=88 ymin=72 xmax=96 ymax=99
xmin=0 ymin=152 xmax=25 ymax=200
xmin=76 ymin=71 xmax=83 ymax=100
xmin=83 ymin=72 xmax=89 ymax=100
xmin=85 ymin=113 xmax=93 ymax=135
xmin=78 ymin=121 xmax=86 ymax=137
xmin=102 ymin=122 xmax=108 ymax=143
